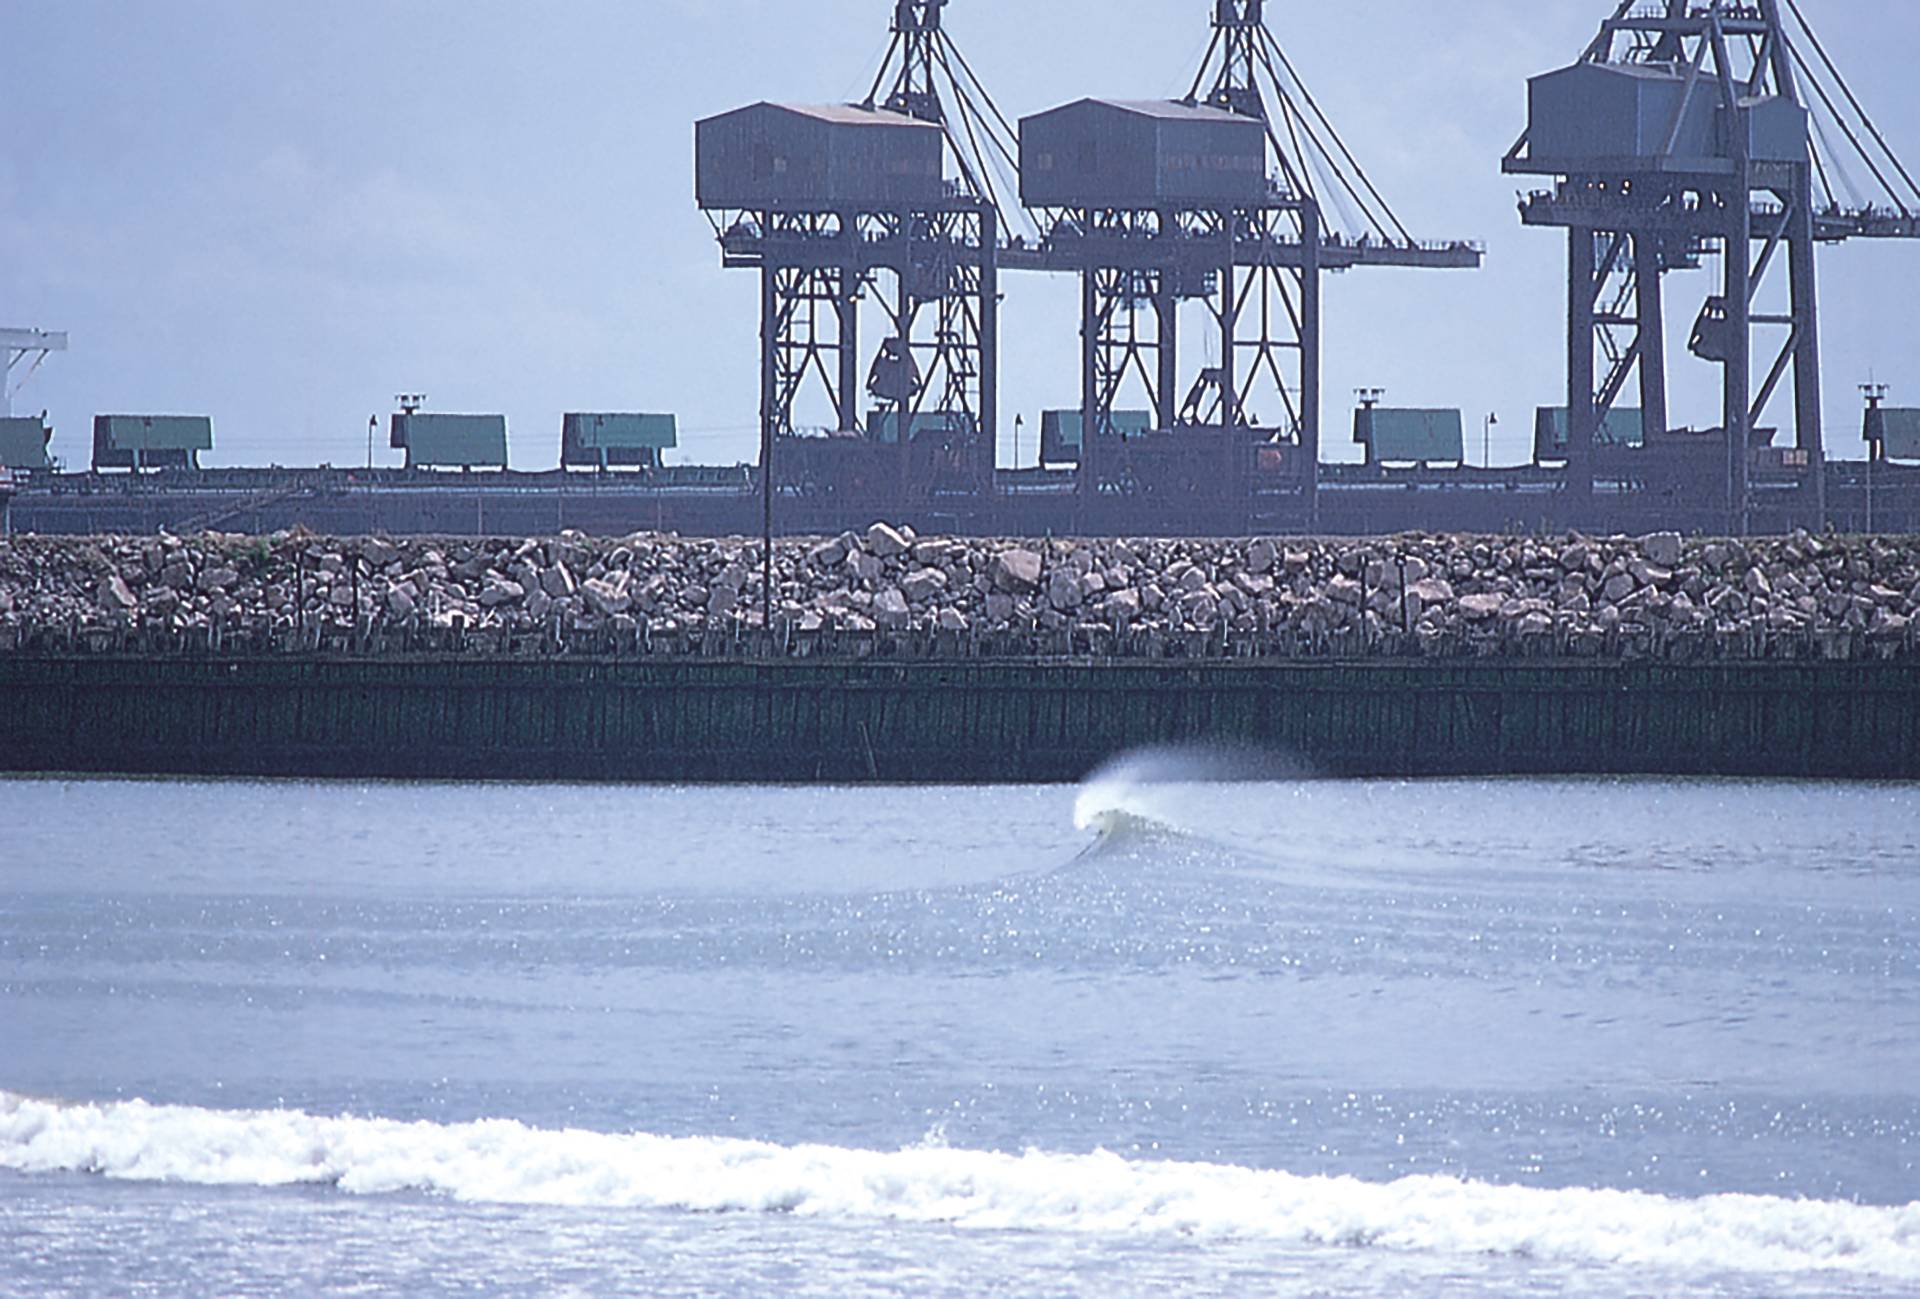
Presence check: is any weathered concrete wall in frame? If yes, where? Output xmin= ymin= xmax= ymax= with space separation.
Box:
xmin=1 ymin=655 xmax=1914 ymax=782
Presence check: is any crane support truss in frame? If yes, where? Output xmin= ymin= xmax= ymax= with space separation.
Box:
xmin=1507 ymin=0 xmax=1920 ymax=533
xmin=710 ymin=205 xmax=998 ymax=508
xmin=700 ymin=0 xmax=1010 ymax=520
xmin=1020 ymin=0 xmax=1481 ymax=526
xmin=1008 ymin=205 xmax=1332 ymax=519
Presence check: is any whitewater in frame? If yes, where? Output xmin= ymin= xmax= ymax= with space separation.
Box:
xmin=3 ymin=771 xmax=1917 ymax=1296
xmin=4 ymin=1090 xmax=1918 ymax=1283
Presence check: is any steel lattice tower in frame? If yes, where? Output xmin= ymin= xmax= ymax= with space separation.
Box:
xmin=1507 ymin=0 xmax=1920 ymax=533
xmin=1013 ymin=0 xmax=1481 ymax=530
xmin=697 ymin=0 xmax=1018 ymax=534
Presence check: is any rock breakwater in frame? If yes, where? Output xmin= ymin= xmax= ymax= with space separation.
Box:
xmin=2 ymin=524 xmax=1918 ymax=660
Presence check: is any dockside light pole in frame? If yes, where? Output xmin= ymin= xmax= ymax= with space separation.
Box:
xmin=1863 ymin=384 xmax=1887 ymax=535
xmin=761 ymin=266 xmax=776 ymax=642
xmin=761 ymin=440 xmax=773 ymax=640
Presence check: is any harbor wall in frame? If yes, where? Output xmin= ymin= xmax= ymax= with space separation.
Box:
xmin=2 ymin=654 xmax=1914 ymax=782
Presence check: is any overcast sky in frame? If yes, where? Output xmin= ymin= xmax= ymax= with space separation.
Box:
xmin=5 ymin=0 xmax=1917 ymax=471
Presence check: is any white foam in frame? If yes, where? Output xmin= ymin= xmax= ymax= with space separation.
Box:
xmin=1072 ymin=745 xmax=1247 ymax=833
xmin=3 ymin=1090 xmax=1916 ymax=1280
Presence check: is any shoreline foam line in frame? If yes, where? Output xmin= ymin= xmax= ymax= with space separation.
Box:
xmin=3 ymin=1091 xmax=1916 ymax=1279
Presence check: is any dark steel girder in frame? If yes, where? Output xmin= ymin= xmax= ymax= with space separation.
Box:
xmin=1552 ymin=170 xmax=1823 ymax=533
xmin=735 ymin=202 xmax=999 ymax=524
xmin=1058 ymin=201 xmax=1320 ymax=523
xmin=1522 ymin=197 xmax=1818 ymax=243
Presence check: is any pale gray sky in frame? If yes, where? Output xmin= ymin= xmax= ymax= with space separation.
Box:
xmin=4 ymin=0 xmax=1916 ymax=471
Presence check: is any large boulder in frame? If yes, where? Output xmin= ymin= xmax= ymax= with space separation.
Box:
xmin=97 ymin=574 xmax=137 ymax=611
xmin=808 ymin=537 xmax=849 ymax=569
xmin=872 ymin=587 xmax=911 ymax=628
xmin=901 ymin=568 xmax=948 ymax=604
xmin=1047 ymin=571 xmax=1084 ymax=611
xmin=1640 ymin=532 xmax=1684 ymax=568
xmin=866 ymin=522 xmax=911 ymax=559
xmin=993 ymin=548 xmax=1043 ymax=593
xmin=582 ymin=576 xmax=632 ymax=617
xmin=479 ymin=577 xmax=525 ymax=608
xmin=1460 ymin=592 xmax=1504 ymax=621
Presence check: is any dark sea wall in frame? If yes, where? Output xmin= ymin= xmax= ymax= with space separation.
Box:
xmin=1 ymin=655 xmax=1914 ymax=783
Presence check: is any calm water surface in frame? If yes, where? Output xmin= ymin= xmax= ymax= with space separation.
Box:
xmin=2 ymin=768 xmax=1917 ymax=1296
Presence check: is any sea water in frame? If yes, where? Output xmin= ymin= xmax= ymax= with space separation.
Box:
xmin=1 ymin=769 xmax=1917 ymax=1297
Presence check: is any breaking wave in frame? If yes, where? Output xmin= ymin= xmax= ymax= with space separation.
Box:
xmin=1070 ymin=743 xmax=1316 ymax=867
xmin=3 ymin=1091 xmax=1917 ymax=1280
xmin=1073 ymin=743 xmax=1294 ymax=836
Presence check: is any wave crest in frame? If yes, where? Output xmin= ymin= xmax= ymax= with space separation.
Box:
xmin=3 ymin=1091 xmax=1917 ymax=1280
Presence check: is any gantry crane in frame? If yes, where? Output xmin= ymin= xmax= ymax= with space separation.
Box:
xmin=696 ymin=0 xmax=1021 ymax=532
xmin=1506 ymin=0 xmax=1920 ymax=532
xmin=1010 ymin=0 xmax=1482 ymax=528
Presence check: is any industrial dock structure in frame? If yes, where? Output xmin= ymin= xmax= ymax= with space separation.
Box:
xmin=3 ymin=526 xmax=1917 ymax=780
xmin=6 ymin=0 xmax=1920 ymax=542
